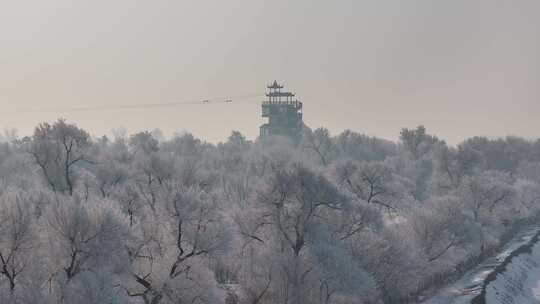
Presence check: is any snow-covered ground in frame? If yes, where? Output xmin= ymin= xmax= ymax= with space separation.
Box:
xmin=483 ymin=238 xmax=540 ymax=304
xmin=422 ymin=226 xmax=540 ymax=304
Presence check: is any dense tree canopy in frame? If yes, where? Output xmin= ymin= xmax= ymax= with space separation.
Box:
xmin=0 ymin=119 xmax=539 ymax=304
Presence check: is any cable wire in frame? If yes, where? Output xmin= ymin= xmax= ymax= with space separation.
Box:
xmin=6 ymin=93 xmax=264 ymax=114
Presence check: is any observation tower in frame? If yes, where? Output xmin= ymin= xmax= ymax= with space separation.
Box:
xmin=259 ymin=81 xmax=303 ymax=141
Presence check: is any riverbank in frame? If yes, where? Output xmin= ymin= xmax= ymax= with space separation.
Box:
xmin=422 ymin=225 xmax=540 ymax=304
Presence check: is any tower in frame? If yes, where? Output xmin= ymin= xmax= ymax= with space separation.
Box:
xmin=259 ymin=81 xmax=303 ymax=140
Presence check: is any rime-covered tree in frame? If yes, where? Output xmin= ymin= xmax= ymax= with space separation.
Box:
xmin=27 ymin=119 xmax=91 ymax=195
xmin=0 ymin=119 xmax=538 ymax=304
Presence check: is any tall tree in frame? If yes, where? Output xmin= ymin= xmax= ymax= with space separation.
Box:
xmin=28 ymin=119 xmax=91 ymax=195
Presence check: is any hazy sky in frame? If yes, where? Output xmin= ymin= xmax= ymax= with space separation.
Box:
xmin=1 ymin=0 xmax=539 ymax=144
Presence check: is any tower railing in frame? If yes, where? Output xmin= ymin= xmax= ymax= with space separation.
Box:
xmin=262 ymin=100 xmax=302 ymax=108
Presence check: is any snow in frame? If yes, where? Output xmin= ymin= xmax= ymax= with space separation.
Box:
xmin=484 ymin=240 xmax=540 ymax=304
xmin=422 ymin=226 xmax=540 ymax=304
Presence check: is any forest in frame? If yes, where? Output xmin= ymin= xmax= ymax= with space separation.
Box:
xmin=0 ymin=119 xmax=539 ymax=304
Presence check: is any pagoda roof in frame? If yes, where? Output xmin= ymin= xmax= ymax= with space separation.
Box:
xmin=267 ymin=80 xmax=284 ymax=89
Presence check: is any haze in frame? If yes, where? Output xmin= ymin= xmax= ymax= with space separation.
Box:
xmin=1 ymin=0 xmax=539 ymax=143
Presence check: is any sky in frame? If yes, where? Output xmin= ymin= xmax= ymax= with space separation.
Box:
xmin=1 ymin=0 xmax=539 ymax=144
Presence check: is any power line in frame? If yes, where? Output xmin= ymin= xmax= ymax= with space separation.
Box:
xmin=6 ymin=93 xmax=264 ymax=114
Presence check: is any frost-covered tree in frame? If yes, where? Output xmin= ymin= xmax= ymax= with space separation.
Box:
xmin=400 ymin=125 xmax=439 ymax=159
xmin=409 ymin=196 xmax=471 ymax=264
xmin=0 ymin=119 xmax=539 ymax=304
xmin=27 ymin=119 xmax=92 ymax=195
xmin=458 ymin=170 xmax=515 ymax=223
xmin=302 ymin=127 xmax=334 ymax=166
xmin=0 ymin=193 xmax=36 ymax=296
xmin=44 ymin=195 xmax=130 ymax=303
xmin=334 ymin=160 xmax=403 ymax=212
xmin=255 ymin=164 xmax=376 ymax=304
xmin=126 ymin=183 xmax=229 ymax=304
xmin=334 ymin=130 xmax=397 ymax=162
